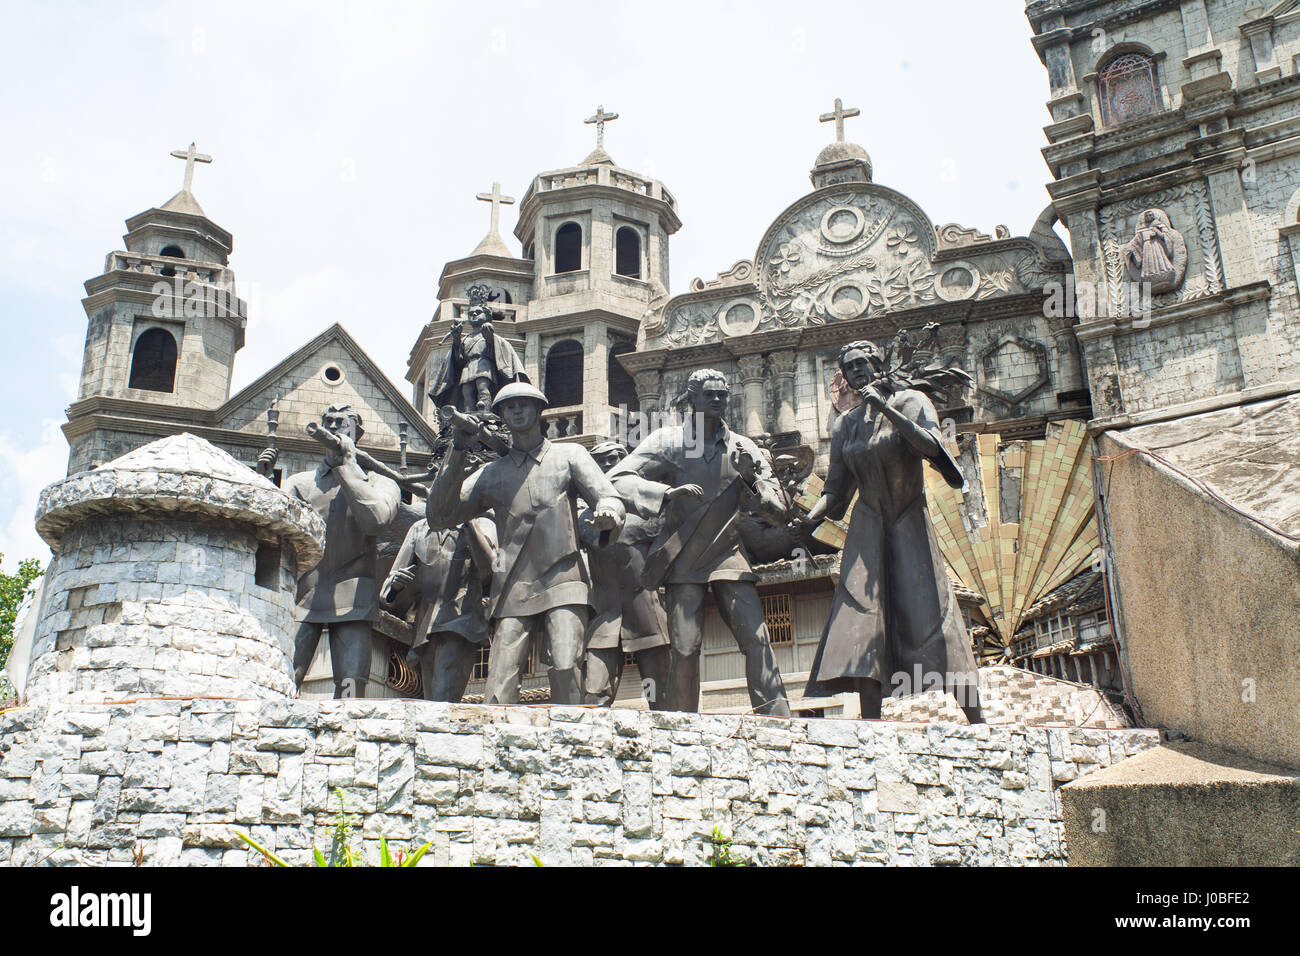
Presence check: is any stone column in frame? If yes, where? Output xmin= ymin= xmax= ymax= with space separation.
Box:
xmin=27 ymin=433 xmax=325 ymax=704
xmin=633 ymin=369 xmax=663 ymax=429
xmin=1047 ymin=316 xmax=1085 ymax=396
xmin=736 ymin=354 xmax=768 ymax=437
xmin=768 ymin=350 xmax=799 ymax=436
xmin=935 ymin=324 xmax=968 ymax=371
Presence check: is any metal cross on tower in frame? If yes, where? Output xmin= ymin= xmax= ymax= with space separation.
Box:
xmin=170 ymin=142 xmax=213 ymax=192
xmin=475 ymin=181 xmax=516 ymax=235
xmin=818 ymin=98 xmax=860 ymax=142
xmin=584 ymin=105 xmax=619 ymax=150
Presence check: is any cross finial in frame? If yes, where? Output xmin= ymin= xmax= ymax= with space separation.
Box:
xmin=818 ymin=98 xmax=860 ymax=143
xmin=169 ymin=142 xmax=213 ymax=192
xmin=584 ymin=105 xmax=619 ymax=150
xmin=475 ymin=181 xmax=516 ymax=235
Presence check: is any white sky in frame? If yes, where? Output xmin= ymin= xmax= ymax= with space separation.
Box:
xmin=0 ymin=0 xmax=1055 ymax=570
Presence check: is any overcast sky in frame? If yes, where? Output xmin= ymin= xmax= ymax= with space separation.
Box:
xmin=0 ymin=0 xmax=1055 ymax=570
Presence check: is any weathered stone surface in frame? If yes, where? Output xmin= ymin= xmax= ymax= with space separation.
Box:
xmin=0 ymin=699 xmax=1159 ymax=866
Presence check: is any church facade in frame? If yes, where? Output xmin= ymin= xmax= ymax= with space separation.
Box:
xmin=45 ymin=2 xmax=1299 ymax=740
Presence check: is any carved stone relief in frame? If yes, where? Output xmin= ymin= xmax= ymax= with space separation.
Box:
xmin=642 ymin=183 xmax=1069 ymax=350
xmin=1100 ymin=183 xmax=1224 ymax=316
xmin=688 ymin=260 xmax=755 ymax=292
xmin=755 ymin=184 xmax=940 ymax=329
xmin=1121 ymin=208 xmax=1188 ymax=293
xmin=976 ymin=336 xmax=1050 ymax=407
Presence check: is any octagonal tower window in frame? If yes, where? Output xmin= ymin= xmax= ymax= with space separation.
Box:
xmin=128 ymin=327 xmax=178 ymax=392
xmin=555 ymin=222 xmax=582 ymax=273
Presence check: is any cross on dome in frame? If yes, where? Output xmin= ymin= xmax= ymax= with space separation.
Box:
xmin=584 ymin=105 xmax=619 ymax=150
xmin=819 ymin=98 xmax=860 ymax=143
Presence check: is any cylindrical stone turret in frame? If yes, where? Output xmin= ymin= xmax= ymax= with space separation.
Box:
xmin=27 ymin=433 xmax=324 ymax=703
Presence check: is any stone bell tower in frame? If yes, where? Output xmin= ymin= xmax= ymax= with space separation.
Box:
xmin=511 ymin=106 xmax=682 ymax=443
xmin=65 ymin=143 xmax=248 ymax=472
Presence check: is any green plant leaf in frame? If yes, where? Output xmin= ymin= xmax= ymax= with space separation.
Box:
xmin=379 ymin=836 xmax=393 ymax=868
xmin=237 ymin=831 xmax=291 ymax=867
xmin=531 ymin=853 xmax=545 ymax=867
xmin=403 ymin=842 xmax=432 ymax=867
xmin=313 ymin=846 xmax=328 ymax=867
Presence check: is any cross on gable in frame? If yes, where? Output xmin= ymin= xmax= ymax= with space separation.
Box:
xmin=818 ymin=98 xmax=860 ymax=142
xmin=584 ymin=104 xmax=619 ymax=149
xmin=169 ymin=142 xmax=213 ymax=191
xmin=475 ymin=181 xmax=516 ymax=234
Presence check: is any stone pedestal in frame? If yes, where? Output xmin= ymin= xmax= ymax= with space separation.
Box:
xmin=27 ymin=433 xmax=324 ymax=704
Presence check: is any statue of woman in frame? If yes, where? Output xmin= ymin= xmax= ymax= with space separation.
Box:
xmin=1123 ymin=208 xmax=1179 ymax=290
xmin=801 ymin=338 xmax=984 ymax=722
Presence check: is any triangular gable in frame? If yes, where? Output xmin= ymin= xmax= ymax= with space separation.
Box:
xmin=217 ymin=323 xmax=440 ymax=455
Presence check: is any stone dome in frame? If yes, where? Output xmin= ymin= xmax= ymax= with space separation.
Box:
xmin=814 ymin=140 xmax=872 ymax=171
xmin=35 ymin=432 xmax=325 ymax=571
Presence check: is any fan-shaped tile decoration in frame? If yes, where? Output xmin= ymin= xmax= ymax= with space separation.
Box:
xmin=924 ymin=420 xmax=1099 ymax=649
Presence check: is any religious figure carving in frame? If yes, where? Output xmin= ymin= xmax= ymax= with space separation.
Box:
xmin=609 ymin=370 xmax=792 ymax=716
xmin=429 ymin=284 xmax=529 ymax=413
xmin=800 ymin=336 xmax=984 ymax=722
xmin=427 ymin=382 xmax=625 ymax=705
xmin=1122 ymin=208 xmax=1187 ymax=294
xmin=279 ymin=404 xmax=401 ymax=698
xmin=579 ymin=440 xmax=671 ymax=709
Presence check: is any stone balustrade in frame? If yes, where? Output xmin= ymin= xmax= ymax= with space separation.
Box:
xmin=108 ymin=251 xmax=230 ymax=287
xmin=542 ymin=407 xmax=583 ymax=440
xmin=523 ymin=166 xmax=676 ymax=210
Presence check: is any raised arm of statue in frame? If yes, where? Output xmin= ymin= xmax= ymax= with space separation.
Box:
xmin=426 ymin=448 xmax=488 ymax=532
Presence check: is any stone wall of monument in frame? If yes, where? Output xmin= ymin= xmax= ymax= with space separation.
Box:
xmin=25 ymin=517 xmax=299 ymax=705
xmin=1096 ymin=427 xmax=1300 ymax=770
xmin=0 ymin=698 xmax=1158 ymax=866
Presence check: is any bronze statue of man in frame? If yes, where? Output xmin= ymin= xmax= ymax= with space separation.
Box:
xmin=608 ymin=369 xmax=792 ymax=716
xmin=427 ymin=382 xmax=626 ymax=704
xmin=580 ymin=439 xmax=674 ymax=709
xmin=382 ymin=511 xmax=496 ymax=703
xmin=800 ymin=337 xmax=983 ymax=723
xmin=281 ymin=404 xmax=401 ymax=698
xmin=428 ymin=284 xmax=529 ymax=413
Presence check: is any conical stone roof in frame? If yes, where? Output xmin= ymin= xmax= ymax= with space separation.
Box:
xmin=34 ymin=433 xmax=325 ymax=570
xmin=160 ymin=188 xmax=208 ymax=217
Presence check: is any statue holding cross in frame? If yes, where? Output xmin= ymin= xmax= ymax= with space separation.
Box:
xmin=428 ymin=283 xmax=529 ymax=414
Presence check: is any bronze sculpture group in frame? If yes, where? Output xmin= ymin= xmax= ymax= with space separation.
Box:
xmin=267 ymin=304 xmax=983 ymax=723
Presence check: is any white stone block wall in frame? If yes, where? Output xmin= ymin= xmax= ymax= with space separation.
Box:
xmin=25 ymin=518 xmax=298 ymax=704
xmin=0 ymin=699 xmax=1159 ymax=867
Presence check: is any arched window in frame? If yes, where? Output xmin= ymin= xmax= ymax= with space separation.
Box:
xmin=128 ymin=328 xmax=178 ymax=392
xmin=1099 ymin=52 xmax=1160 ymax=128
xmin=159 ymin=244 xmax=184 ymax=277
xmin=607 ymin=338 xmax=639 ymax=411
xmin=615 ymin=226 xmax=641 ymax=278
xmin=554 ymin=222 xmax=582 ymax=273
xmin=544 ymin=339 xmax=584 ymax=407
